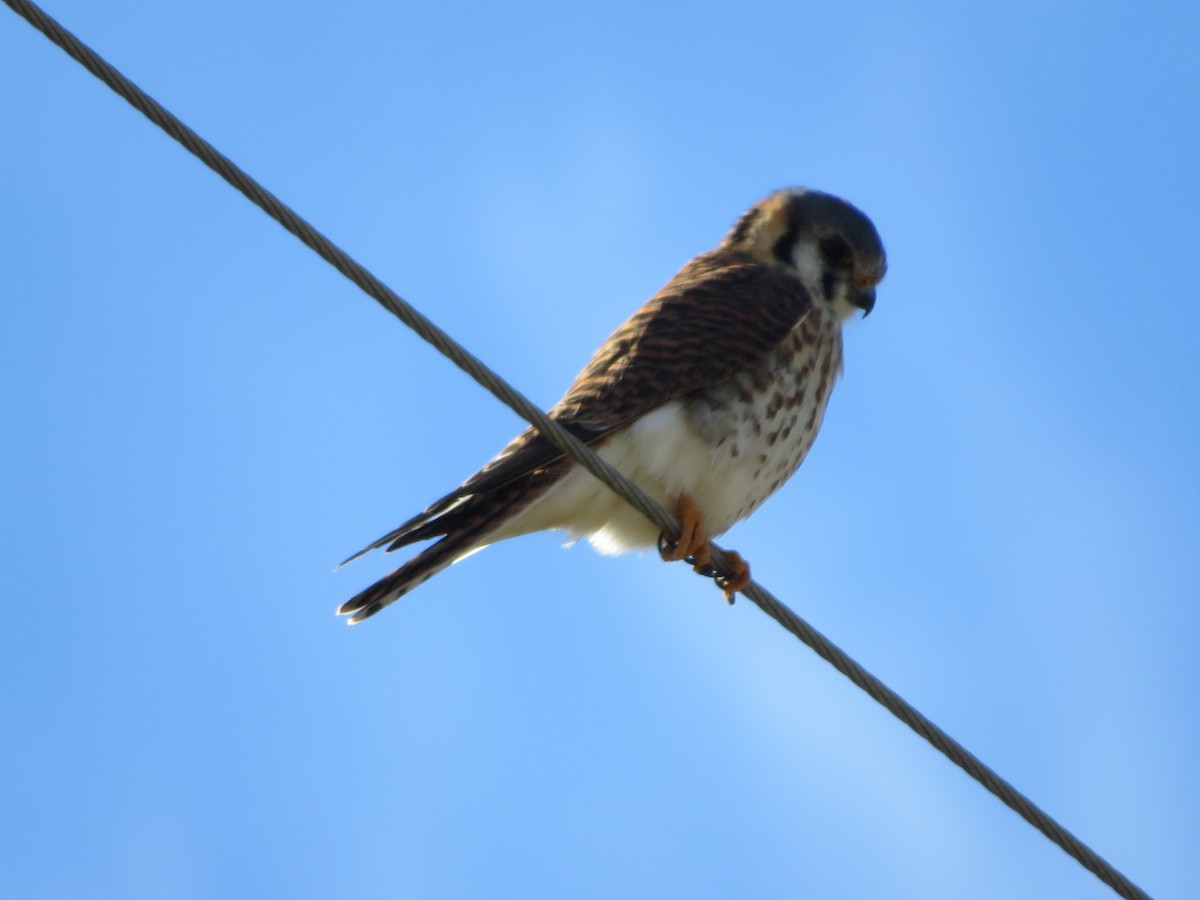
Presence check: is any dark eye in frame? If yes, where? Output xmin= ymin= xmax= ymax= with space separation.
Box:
xmin=819 ymin=236 xmax=853 ymax=268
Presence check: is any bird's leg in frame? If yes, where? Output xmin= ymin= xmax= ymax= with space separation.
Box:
xmin=658 ymin=493 xmax=710 ymax=565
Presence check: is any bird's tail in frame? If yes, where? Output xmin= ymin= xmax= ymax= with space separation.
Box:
xmin=336 ymin=477 xmax=548 ymax=624
xmin=336 ymin=526 xmax=488 ymax=624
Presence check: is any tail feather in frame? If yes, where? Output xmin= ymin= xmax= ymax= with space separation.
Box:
xmin=337 ymin=469 xmax=563 ymax=622
xmin=337 ymin=493 xmax=466 ymax=568
xmin=337 ymin=525 xmax=487 ymax=623
xmin=338 ymin=423 xmax=571 ymax=570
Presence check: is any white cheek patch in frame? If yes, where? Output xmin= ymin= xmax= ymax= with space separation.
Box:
xmin=791 ymin=242 xmax=825 ymax=298
xmin=792 ymin=240 xmax=858 ymax=322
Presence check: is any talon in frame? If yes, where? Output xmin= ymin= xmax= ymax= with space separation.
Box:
xmin=686 ymin=541 xmax=710 ymax=570
xmin=713 ymin=550 xmax=750 ymax=604
xmin=656 ymin=532 xmax=677 ymax=560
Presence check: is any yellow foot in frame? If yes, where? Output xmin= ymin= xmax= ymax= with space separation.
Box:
xmin=658 ymin=493 xmax=709 ymax=565
xmin=657 ymin=495 xmax=750 ymax=603
xmin=713 ymin=550 xmax=750 ymax=603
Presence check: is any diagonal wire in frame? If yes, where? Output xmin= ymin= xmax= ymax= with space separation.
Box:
xmin=2 ymin=2 xmax=1153 ymax=898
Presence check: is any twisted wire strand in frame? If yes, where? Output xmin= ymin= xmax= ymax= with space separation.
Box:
xmin=2 ymin=2 xmax=1152 ymax=897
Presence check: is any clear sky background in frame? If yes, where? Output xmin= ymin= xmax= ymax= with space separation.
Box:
xmin=2 ymin=2 xmax=1197 ymax=898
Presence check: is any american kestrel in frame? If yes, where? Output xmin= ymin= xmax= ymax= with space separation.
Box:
xmin=339 ymin=188 xmax=886 ymax=623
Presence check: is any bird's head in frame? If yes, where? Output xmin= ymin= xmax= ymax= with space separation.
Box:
xmin=723 ymin=187 xmax=887 ymax=321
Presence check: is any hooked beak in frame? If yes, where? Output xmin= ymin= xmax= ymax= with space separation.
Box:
xmin=853 ymin=286 xmax=877 ymax=317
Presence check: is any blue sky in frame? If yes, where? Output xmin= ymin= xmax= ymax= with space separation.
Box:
xmin=2 ymin=2 xmax=1197 ymax=897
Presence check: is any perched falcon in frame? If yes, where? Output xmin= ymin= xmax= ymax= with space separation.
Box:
xmin=339 ymin=188 xmax=886 ymax=623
